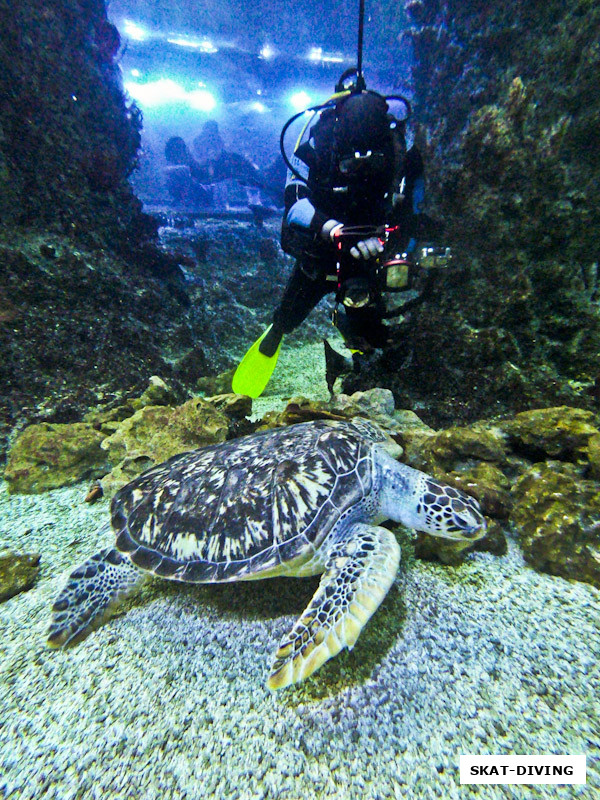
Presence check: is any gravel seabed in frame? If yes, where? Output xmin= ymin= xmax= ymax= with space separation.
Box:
xmin=250 ymin=336 xmax=336 ymax=421
xmin=1 ymin=478 xmax=598 ymax=800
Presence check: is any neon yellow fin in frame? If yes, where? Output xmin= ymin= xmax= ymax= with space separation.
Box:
xmin=231 ymin=325 xmax=282 ymax=398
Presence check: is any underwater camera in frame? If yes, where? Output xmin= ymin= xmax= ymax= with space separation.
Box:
xmin=416 ymin=245 xmax=452 ymax=270
xmin=380 ymin=245 xmax=453 ymax=292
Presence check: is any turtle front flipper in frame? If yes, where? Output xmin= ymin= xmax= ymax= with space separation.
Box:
xmin=267 ymin=524 xmax=400 ymax=690
xmin=47 ymin=547 xmax=146 ymax=648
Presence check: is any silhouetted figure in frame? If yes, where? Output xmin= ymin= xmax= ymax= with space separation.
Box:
xmin=164 ymin=136 xmax=211 ymax=206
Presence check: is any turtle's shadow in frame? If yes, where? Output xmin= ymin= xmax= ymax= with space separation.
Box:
xmin=155 ymin=574 xmax=320 ymax=620
xmin=152 ymin=576 xmax=407 ymax=697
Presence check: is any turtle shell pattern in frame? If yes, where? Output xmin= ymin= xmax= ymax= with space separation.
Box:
xmin=112 ymin=418 xmax=388 ymax=583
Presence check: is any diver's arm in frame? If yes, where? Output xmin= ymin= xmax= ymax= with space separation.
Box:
xmin=280 ymin=165 xmax=336 ymax=257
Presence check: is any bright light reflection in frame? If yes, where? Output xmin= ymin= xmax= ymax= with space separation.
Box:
xmin=289 ymin=91 xmax=312 ymax=111
xmin=308 ymin=46 xmax=344 ymax=63
xmin=260 ymin=45 xmax=274 ymax=59
xmin=187 ymin=89 xmax=217 ymax=111
xmin=199 ymin=40 xmax=218 ymax=53
xmin=125 ymin=79 xmax=186 ymax=107
xmin=130 ymin=68 xmax=141 ymax=78
xmin=125 ymin=79 xmax=217 ymax=112
xmin=167 ymin=37 xmax=218 ymax=53
xmin=123 ymin=20 xmax=148 ymax=41
xmin=250 ymin=101 xmax=267 ymax=113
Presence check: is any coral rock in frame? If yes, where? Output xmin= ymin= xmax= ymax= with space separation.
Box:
xmin=404 ymin=424 xmax=507 ymax=473
xmin=4 ymin=423 xmax=109 ymax=494
xmin=500 ymin=406 xmax=599 ymax=458
xmin=0 ymin=552 xmax=41 ymax=602
xmin=100 ymin=398 xmax=230 ymax=494
xmin=511 ymin=463 xmax=600 ymax=588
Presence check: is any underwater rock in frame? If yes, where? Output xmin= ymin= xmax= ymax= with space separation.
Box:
xmin=373 ymin=1 xmax=600 ymax=425
xmin=84 ymin=377 xmax=179 ymax=436
xmin=133 ymin=376 xmax=179 ymax=410
xmin=443 ymin=462 xmax=512 ymax=520
xmin=100 ymin=455 xmax=156 ymax=498
xmin=586 ymin=433 xmax=600 ymax=480
xmin=0 ymin=289 xmax=20 ymax=323
xmin=331 ymin=388 xmax=396 ymax=419
xmin=511 ymin=463 xmax=600 ymax=588
xmin=403 ymin=424 xmax=507 ymax=474
xmin=101 ymin=399 xmax=229 ymax=468
xmin=204 ymin=393 xmax=252 ymax=421
xmin=96 ymin=394 xmax=252 ymax=496
xmin=84 ymin=402 xmax=139 ymax=435
xmin=499 ymin=406 xmax=599 ymax=459
xmin=257 ymin=397 xmax=351 ymax=431
xmin=0 ymin=235 xmax=199 ymax=464
xmin=392 ymin=409 xmax=435 ymax=435
xmin=197 ymin=368 xmax=237 ymax=397
xmin=4 ymin=422 xmax=109 ymax=494
xmin=0 ymin=552 xmax=41 ymax=602
xmin=257 ymin=389 xmax=402 ymax=432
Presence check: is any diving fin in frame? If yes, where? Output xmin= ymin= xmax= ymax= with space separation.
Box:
xmin=231 ymin=324 xmax=283 ymax=398
xmin=323 ymin=339 xmax=352 ymax=395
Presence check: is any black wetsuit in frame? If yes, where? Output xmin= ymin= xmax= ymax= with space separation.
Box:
xmin=267 ymin=104 xmax=425 ymax=354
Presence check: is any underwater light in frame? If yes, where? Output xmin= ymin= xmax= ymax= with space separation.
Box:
xmin=289 ymin=91 xmax=312 ymax=111
xmin=125 ymin=79 xmax=216 ymax=111
xmin=124 ymin=78 xmax=186 ymax=107
xmin=250 ymin=101 xmax=267 ymax=113
xmin=260 ymin=45 xmax=275 ymax=59
xmin=167 ymin=36 xmax=218 ymax=53
xmin=199 ymin=39 xmax=218 ymax=53
xmin=187 ymin=89 xmax=217 ymax=111
xmin=307 ymin=46 xmax=344 ymax=63
xmin=130 ymin=68 xmax=141 ymax=78
xmin=167 ymin=37 xmax=200 ymax=48
xmin=122 ymin=20 xmax=148 ymax=42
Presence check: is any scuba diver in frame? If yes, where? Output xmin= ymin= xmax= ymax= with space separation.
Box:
xmin=232 ymin=68 xmax=447 ymax=398
xmin=263 ymin=74 xmax=428 ymax=359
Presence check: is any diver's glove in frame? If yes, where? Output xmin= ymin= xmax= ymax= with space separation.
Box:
xmin=349 ymin=237 xmax=384 ymax=260
xmin=320 ymin=219 xmax=384 ymax=260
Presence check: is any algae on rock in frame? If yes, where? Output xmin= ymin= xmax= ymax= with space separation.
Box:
xmin=101 ymin=398 xmax=230 ymax=467
xmin=512 ymin=463 xmax=600 ymax=588
xmin=3 ymin=422 xmax=109 ymax=494
xmin=0 ymin=552 xmax=41 ymax=601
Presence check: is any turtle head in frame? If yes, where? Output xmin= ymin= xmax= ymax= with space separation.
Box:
xmin=376 ymin=450 xmax=487 ymax=541
xmin=410 ymin=476 xmax=487 ymax=541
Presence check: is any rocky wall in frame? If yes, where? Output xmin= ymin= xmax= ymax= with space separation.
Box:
xmin=348 ymin=0 xmax=600 ymax=426
xmin=0 ymin=0 xmax=154 ymax=250
xmin=0 ymin=2 xmax=294 ymax=462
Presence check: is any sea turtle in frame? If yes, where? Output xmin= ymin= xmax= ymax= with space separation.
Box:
xmin=48 ymin=418 xmax=486 ymax=689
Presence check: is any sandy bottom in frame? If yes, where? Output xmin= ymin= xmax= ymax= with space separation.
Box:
xmin=1 ymin=476 xmax=598 ymax=799
xmin=250 ymin=334 xmax=340 ymax=421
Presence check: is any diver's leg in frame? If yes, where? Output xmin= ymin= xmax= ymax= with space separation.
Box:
xmin=260 ymin=259 xmax=330 ymax=356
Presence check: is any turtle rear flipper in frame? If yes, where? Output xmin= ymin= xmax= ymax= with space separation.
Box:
xmin=47 ymin=547 xmax=145 ymax=648
xmin=267 ymin=524 xmax=400 ymax=690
